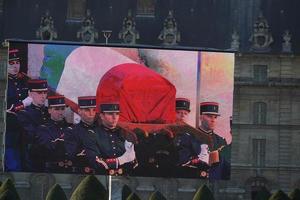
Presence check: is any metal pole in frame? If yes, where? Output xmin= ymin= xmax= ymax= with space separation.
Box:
xmin=108 ymin=175 xmax=112 ymax=200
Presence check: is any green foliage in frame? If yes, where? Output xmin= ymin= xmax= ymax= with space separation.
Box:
xmin=0 ymin=178 xmax=20 ymax=200
xmin=254 ymin=187 xmax=271 ymax=200
xmin=149 ymin=191 xmax=167 ymax=200
xmin=268 ymin=190 xmax=290 ymax=200
xmin=126 ymin=192 xmax=141 ymax=200
xmin=70 ymin=175 xmax=108 ymax=200
xmin=122 ymin=184 xmax=132 ymax=200
xmin=46 ymin=184 xmax=67 ymax=200
xmin=289 ymin=189 xmax=300 ymax=200
xmin=193 ymin=185 xmax=214 ymax=200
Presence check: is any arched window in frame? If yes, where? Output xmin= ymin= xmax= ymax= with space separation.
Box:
xmin=253 ymin=102 xmax=267 ymax=124
xmin=248 ymin=177 xmax=270 ymax=200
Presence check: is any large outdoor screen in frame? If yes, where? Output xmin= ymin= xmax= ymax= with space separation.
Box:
xmin=4 ymin=41 xmax=234 ymax=180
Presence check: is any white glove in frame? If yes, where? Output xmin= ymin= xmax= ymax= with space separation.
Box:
xmin=118 ymin=141 xmax=136 ymax=166
xmin=198 ymin=144 xmax=209 ymax=164
xmin=6 ymin=105 xmax=16 ymax=114
xmin=22 ymin=96 xmax=33 ymax=107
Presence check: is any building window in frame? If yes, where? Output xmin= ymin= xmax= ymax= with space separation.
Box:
xmin=252 ymin=139 xmax=266 ymax=167
xmin=253 ymin=102 xmax=267 ymax=124
xmin=250 ymin=177 xmax=269 ymax=200
xmin=253 ymin=65 xmax=268 ymax=83
xmin=136 ymin=0 xmax=155 ymax=17
xmin=67 ymin=0 xmax=86 ymax=21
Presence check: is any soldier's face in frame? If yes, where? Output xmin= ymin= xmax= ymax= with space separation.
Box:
xmin=29 ymin=91 xmax=47 ymax=107
xmin=200 ymin=114 xmax=218 ymax=131
xmin=8 ymin=60 xmax=20 ymax=75
xmin=100 ymin=112 xmax=119 ymax=129
xmin=49 ymin=106 xmax=65 ymax=121
xmin=176 ymin=110 xmax=189 ymax=122
xmin=79 ymin=107 xmax=96 ymax=125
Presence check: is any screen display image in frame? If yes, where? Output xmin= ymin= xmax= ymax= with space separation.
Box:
xmin=4 ymin=41 xmax=234 ymax=180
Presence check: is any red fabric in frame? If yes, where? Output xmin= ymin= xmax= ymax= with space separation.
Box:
xmin=96 ymin=63 xmax=176 ymax=123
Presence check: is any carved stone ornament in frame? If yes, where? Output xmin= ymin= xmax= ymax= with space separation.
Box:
xmin=36 ymin=10 xmax=58 ymax=40
xmin=77 ymin=9 xmax=99 ymax=43
xmin=118 ymin=10 xmax=140 ymax=44
xmin=231 ymin=30 xmax=240 ymax=51
xmin=158 ymin=11 xmax=181 ymax=46
xmin=249 ymin=12 xmax=273 ymax=52
xmin=282 ymin=30 xmax=292 ymax=53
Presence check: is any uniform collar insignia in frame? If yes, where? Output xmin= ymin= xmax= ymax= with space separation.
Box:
xmin=198 ymin=127 xmax=213 ymax=135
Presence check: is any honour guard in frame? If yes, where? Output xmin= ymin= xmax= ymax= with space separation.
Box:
xmin=32 ymin=95 xmax=72 ymax=172
xmin=85 ymin=102 xmax=137 ymax=176
xmin=5 ymin=48 xmax=31 ymax=171
xmin=6 ymin=48 xmax=31 ymax=112
xmin=17 ymin=79 xmax=49 ymax=171
xmin=199 ymin=102 xmax=230 ymax=180
xmin=175 ymin=98 xmax=191 ymax=123
xmin=64 ymin=96 xmax=98 ymax=174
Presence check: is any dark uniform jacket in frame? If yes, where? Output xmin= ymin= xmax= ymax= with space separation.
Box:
xmin=5 ymin=73 xmax=29 ymax=171
xmin=17 ymin=104 xmax=49 ymax=171
xmin=85 ymin=125 xmax=134 ymax=175
xmin=207 ymin=130 xmax=231 ymax=180
xmin=31 ymin=119 xmax=71 ymax=172
xmin=64 ymin=121 xmax=97 ymax=173
xmin=7 ymin=73 xmax=29 ymax=111
xmin=175 ymin=130 xmax=210 ymax=178
xmin=175 ymin=127 xmax=231 ymax=179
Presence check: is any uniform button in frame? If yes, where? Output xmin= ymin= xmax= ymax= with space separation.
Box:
xmin=113 ymin=147 xmax=116 ymax=149
xmin=19 ymin=100 xmax=22 ymax=102
xmin=16 ymin=88 xmax=20 ymax=91
xmin=112 ymin=140 xmax=115 ymax=143
xmin=18 ymin=94 xmax=21 ymax=96
xmin=113 ymin=154 xmax=116 ymax=156
xmin=109 ymin=134 xmax=112 ymax=137
xmin=14 ymin=82 xmax=17 ymax=85
xmin=60 ymin=128 xmax=62 ymax=130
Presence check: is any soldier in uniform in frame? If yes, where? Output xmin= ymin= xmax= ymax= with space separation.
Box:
xmin=6 ymin=48 xmax=32 ymax=112
xmin=175 ymin=98 xmax=191 ymax=123
xmin=31 ymin=95 xmax=72 ymax=172
xmin=174 ymin=100 xmax=212 ymax=178
xmin=85 ymin=102 xmax=136 ymax=176
xmin=64 ymin=96 xmax=97 ymax=174
xmin=5 ymin=48 xmax=32 ymax=171
xmin=17 ymin=79 xmax=49 ymax=171
xmin=199 ymin=102 xmax=230 ymax=180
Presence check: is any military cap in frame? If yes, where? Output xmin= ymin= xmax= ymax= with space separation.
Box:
xmin=28 ymin=79 xmax=48 ymax=92
xmin=9 ymin=49 xmax=20 ymax=62
xmin=78 ymin=96 xmax=96 ymax=108
xmin=100 ymin=102 xmax=120 ymax=113
xmin=176 ymin=98 xmax=190 ymax=112
xmin=200 ymin=102 xmax=220 ymax=116
xmin=48 ymin=95 xmax=66 ymax=107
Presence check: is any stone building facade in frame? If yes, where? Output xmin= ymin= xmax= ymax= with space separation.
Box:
xmin=0 ymin=0 xmax=300 ymax=199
